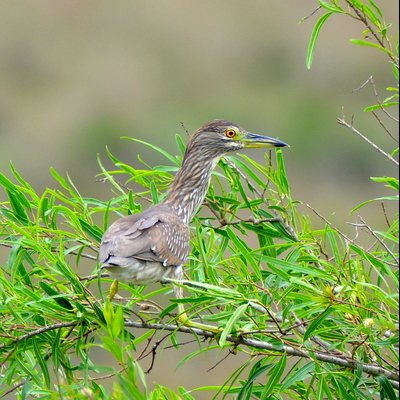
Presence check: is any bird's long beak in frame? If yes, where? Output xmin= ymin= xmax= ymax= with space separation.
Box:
xmin=242 ymin=132 xmax=289 ymax=148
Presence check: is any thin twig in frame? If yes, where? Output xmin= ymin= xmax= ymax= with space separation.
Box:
xmin=349 ymin=216 xmax=399 ymax=265
xmin=351 ymin=77 xmax=399 ymax=123
xmin=308 ymin=205 xmax=399 ymax=268
xmin=381 ymin=202 xmax=391 ymax=229
xmin=372 ymin=111 xmax=399 ymax=143
xmin=207 ymin=348 xmax=236 ymax=372
xmin=346 ymin=1 xmax=398 ymax=68
xmin=142 ymin=332 xmax=173 ymax=373
xmin=180 ymin=121 xmax=191 ymax=138
xmin=337 ymin=116 xmax=398 ymax=166
xmin=0 ymin=321 xmax=79 ymax=349
xmin=300 ymin=6 xmax=322 ymax=23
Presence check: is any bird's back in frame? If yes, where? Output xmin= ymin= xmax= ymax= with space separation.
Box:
xmin=99 ymin=203 xmax=190 ymax=269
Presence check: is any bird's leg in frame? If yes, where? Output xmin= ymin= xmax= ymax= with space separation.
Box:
xmin=176 ymin=303 xmax=221 ymax=334
xmin=108 ymin=279 xmax=119 ymax=301
xmin=172 ymin=281 xmax=221 ymax=334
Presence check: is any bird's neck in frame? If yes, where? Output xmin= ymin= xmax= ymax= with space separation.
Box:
xmin=162 ymin=152 xmax=220 ymax=225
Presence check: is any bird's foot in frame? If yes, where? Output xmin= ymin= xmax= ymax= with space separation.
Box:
xmin=177 ymin=306 xmax=222 ymax=334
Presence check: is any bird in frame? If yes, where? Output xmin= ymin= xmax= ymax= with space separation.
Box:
xmin=99 ymin=119 xmax=288 ymax=331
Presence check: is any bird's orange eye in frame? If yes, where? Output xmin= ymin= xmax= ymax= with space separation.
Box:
xmin=225 ymin=129 xmax=237 ymax=138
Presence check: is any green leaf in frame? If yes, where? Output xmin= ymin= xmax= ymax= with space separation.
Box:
xmin=303 ymin=307 xmax=335 ymax=342
xmin=367 ymin=0 xmax=383 ymax=19
xmin=79 ymin=218 xmax=103 ymax=242
xmin=318 ymin=0 xmax=343 ymax=13
xmin=351 ymin=195 xmax=399 ymax=213
xmin=175 ymin=345 xmax=221 ymax=370
xmin=392 ymin=62 xmax=399 ymax=80
xmin=6 ymin=190 xmax=29 ymax=224
xmin=227 ymin=228 xmax=261 ymax=279
xmin=100 ymin=336 xmax=124 ymax=362
xmin=307 ymin=13 xmax=333 ymax=69
xmin=219 ymin=303 xmax=248 ymax=347
xmin=237 ymin=360 xmax=274 ymax=400
xmin=32 ymin=337 xmax=51 ymax=389
xmin=149 ymin=180 xmax=159 ymax=205
xmin=281 ymin=361 xmax=315 ymax=390
xmin=260 ymin=355 xmax=287 ymax=398
xmin=252 ymin=254 xmax=333 ymax=281
xmin=227 ymin=155 xmax=266 ymax=187
xmin=39 ymin=282 xmax=74 ymax=310
xmin=276 ymin=149 xmax=290 ymax=196
xmin=122 ymin=137 xmax=180 ymax=166
xmin=376 ymin=375 xmax=397 ymax=400
xmin=364 ymin=102 xmax=399 ymax=111
xmin=370 ymin=177 xmax=398 ymax=191
xmin=175 ymin=134 xmax=187 ymax=156
xmin=350 ymin=39 xmax=395 ymax=57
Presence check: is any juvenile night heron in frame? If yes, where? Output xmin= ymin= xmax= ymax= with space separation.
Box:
xmin=99 ymin=120 xmax=288 ymax=330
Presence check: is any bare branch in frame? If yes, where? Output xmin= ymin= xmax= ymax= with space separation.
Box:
xmin=337 ymin=117 xmax=399 ymax=166
xmin=345 ymin=1 xmax=399 ymax=68
xmin=308 ymin=205 xmax=399 ymax=268
xmin=2 ymin=316 xmax=398 ymax=389
xmin=122 ymin=319 xmax=399 ymax=386
xmin=372 ymin=111 xmax=399 ymax=143
xmin=0 ymin=321 xmax=79 ymax=350
xmin=349 ymin=216 xmax=399 ymax=265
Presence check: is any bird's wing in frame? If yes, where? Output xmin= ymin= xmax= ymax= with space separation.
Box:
xmin=99 ymin=206 xmax=190 ymax=267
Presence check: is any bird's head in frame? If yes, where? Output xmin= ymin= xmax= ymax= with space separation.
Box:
xmin=188 ymin=119 xmax=288 ymax=158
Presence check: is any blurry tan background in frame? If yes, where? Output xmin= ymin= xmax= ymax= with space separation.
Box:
xmin=0 ymin=1 xmax=398 ymax=397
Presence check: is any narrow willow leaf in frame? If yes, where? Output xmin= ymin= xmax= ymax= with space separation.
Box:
xmin=100 ymin=336 xmax=124 ymax=362
xmin=178 ymin=387 xmax=196 ymax=400
xmin=97 ymin=153 xmax=127 ymax=196
xmin=350 ymin=39 xmax=395 ymax=57
xmin=252 ymin=254 xmax=333 ymax=279
xmin=175 ymin=345 xmax=220 ymax=371
xmin=227 ymin=228 xmax=261 ymax=277
xmin=32 ymin=337 xmax=51 ymax=389
xmin=123 ymin=137 xmax=180 ymax=166
xmin=238 ymin=361 xmax=273 ymax=400
xmin=6 ymin=190 xmax=29 ymax=224
xmin=318 ymin=0 xmax=343 ymax=13
xmin=175 ymin=134 xmax=186 ymax=156
xmin=276 ymin=149 xmax=290 ymax=197
xmin=326 ymin=230 xmax=342 ymax=266
xmin=219 ymin=303 xmax=248 ymax=347
xmin=351 ymin=195 xmax=398 ymax=213
xmin=392 ymin=62 xmax=399 ymax=80
xmin=304 ymin=307 xmax=335 ymax=342
xmin=227 ymin=156 xmax=266 ymax=187
xmin=370 ymin=176 xmax=399 ymax=190
xmin=9 ymin=162 xmax=34 ymax=193
xmin=79 ymin=218 xmax=103 ymax=242
xmin=39 ymin=282 xmax=74 ymax=310
xmin=149 ymin=180 xmax=159 ymax=205
xmin=364 ymin=102 xmax=399 ymax=111
xmin=307 ymin=12 xmax=333 ymax=69
xmin=261 ymin=355 xmax=287 ymax=398
xmin=281 ymin=361 xmax=315 ymax=390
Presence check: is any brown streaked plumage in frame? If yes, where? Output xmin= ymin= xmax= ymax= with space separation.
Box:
xmin=99 ymin=120 xmax=288 ymax=307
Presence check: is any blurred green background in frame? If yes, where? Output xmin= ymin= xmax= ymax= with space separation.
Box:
xmin=0 ymin=1 xmax=398 ymax=396
xmin=1 ymin=1 xmax=398 ymax=227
